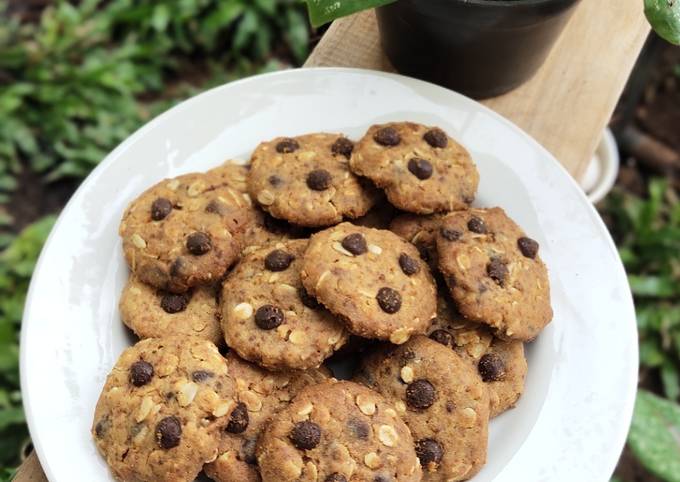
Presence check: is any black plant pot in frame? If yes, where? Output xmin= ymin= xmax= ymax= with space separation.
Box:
xmin=376 ymin=0 xmax=581 ymax=99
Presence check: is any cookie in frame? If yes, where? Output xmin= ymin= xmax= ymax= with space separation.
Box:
xmin=300 ymin=223 xmax=437 ymax=343
xmin=428 ymin=297 xmax=527 ymax=417
xmin=205 ymin=161 xmax=250 ymax=195
xmin=256 ymin=380 xmax=422 ymax=482
xmin=207 ymin=161 xmax=302 ymax=251
xmin=204 ymin=353 xmax=330 ymax=482
xmin=248 ymin=133 xmax=377 ymax=227
xmin=350 ymin=122 xmax=479 ymax=214
xmin=92 ymin=337 xmax=237 ymax=482
xmin=389 ymin=213 xmax=445 ymax=275
xmin=119 ymin=275 xmax=221 ymax=344
xmin=222 ymin=239 xmax=348 ymax=370
xmin=119 ymin=171 xmax=250 ymax=293
xmin=436 ymin=207 xmax=552 ymax=340
xmin=356 ymin=336 xmax=489 ymax=481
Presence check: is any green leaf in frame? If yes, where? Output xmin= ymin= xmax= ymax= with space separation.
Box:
xmin=151 ymin=4 xmax=170 ymax=32
xmin=304 ymin=0 xmax=397 ymax=27
xmin=661 ymin=362 xmax=680 ymax=401
xmin=645 ymin=0 xmax=680 ymax=45
xmin=628 ymin=389 xmax=680 ymax=482
xmin=0 ymin=407 xmax=23 ymax=431
xmin=629 ymin=274 xmax=677 ymax=297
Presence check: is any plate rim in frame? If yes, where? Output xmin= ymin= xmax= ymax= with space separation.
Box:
xmin=19 ymin=66 xmax=638 ymax=481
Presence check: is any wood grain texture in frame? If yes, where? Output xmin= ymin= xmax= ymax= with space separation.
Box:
xmin=305 ymin=0 xmax=650 ymax=179
xmin=14 ymin=452 xmax=47 ymax=482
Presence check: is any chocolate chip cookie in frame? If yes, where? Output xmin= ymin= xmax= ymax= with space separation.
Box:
xmin=207 ymin=161 xmax=304 ymax=252
xmin=248 ymin=133 xmax=377 ymax=227
xmin=256 ymin=380 xmax=422 ymax=482
xmin=390 ymin=213 xmax=445 ymax=275
xmin=300 ymin=223 xmax=437 ymax=344
xmin=436 ymin=207 xmax=552 ymax=341
xmin=119 ymin=276 xmax=222 ymax=344
xmin=356 ymin=336 xmax=489 ymax=481
xmin=205 ymin=353 xmax=330 ymax=482
xmin=92 ymin=337 xmax=237 ymax=482
xmin=428 ymin=296 xmax=527 ymax=417
xmin=120 ymin=172 xmax=250 ymax=293
xmin=222 ymin=239 xmax=348 ymax=370
xmin=350 ymin=122 xmax=479 ymax=214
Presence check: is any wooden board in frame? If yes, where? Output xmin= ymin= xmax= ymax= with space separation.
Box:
xmin=15 ymin=1 xmax=649 ymax=480
xmin=305 ymin=0 xmax=650 ymax=179
xmin=14 ymin=452 xmax=47 ymax=482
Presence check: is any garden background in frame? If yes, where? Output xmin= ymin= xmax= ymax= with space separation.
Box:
xmin=1 ymin=1 xmax=678 ymax=481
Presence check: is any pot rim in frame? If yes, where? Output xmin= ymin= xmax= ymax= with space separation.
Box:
xmin=447 ymin=0 xmax=578 ymax=7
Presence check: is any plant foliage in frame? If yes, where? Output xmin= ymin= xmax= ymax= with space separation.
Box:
xmin=604 ymin=180 xmax=680 ymax=481
xmin=0 ymin=0 xmax=309 ymax=475
xmin=628 ymin=389 xmax=680 ymax=482
xmin=0 ymin=216 xmax=55 ymax=475
xmin=0 ymin=0 xmax=309 ymax=203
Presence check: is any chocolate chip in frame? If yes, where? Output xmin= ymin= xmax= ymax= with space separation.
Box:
xmin=160 ymin=293 xmax=189 ymax=314
xmin=406 ymin=379 xmax=436 ymax=409
xmin=376 ymin=287 xmax=401 ymax=313
xmin=130 ymin=360 xmax=154 ymax=387
xmin=151 ymin=198 xmax=172 ymax=221
xmin=374 ymin=477 xmax=392 ymax=482
xmin=331 ymin=137 xmax=354 ymax=158
xmin=205 ymin=199 xmax=228 ymax=215
xmin=478 ymin=353 xmax=506 ymax=382
xmin=289 ymin=421 xmax=321 ymax=450
xmin=400 ymin=349 xmax=416 ymax=363
xmin=268 ymin=175 xmax=283 ymax=187
xmin=254 ymin=304 xmax=284 ymax=330
xmin=415 ymin=438 xmax=443 ymax=469
xmin=156 ymin=416 xmax=182 ymax=449
xmin=94 ymin=417 xmax=110 ymax=438
xmin=276 ymin=138 xmax=299 ymax=153
xmin=407 ymin=158 xmax=433 ymax=180
xmin=440 ymin=227 xmax=462 ymax=241
xmin=306 ymin=169 xmax=332 ymax=191
xmin=226 ymin=402 xmax=249 ymax=433
xmin=191 ymin=370 xmax=214 ymax=383
xmin=423 ymin=128 xmax=448 ymax=148
xmin=429 ymin=329 xmax=453 ymax=347
xmin=374 ymin=127 xmax=401 ymax=146
xmin=487 ymin=257 xmax=508 ymax=286
xmin=518 ymin=236 xmax=539 ymax=259
xmin=264 ymin=249 xmax=295 ymax=271
xmin=186 ymin=232 xmax=211 ymax=255
xmin=467 ymin=216 xmax=487 ymax=234
xmin=347 ymin=417 xmax=370 ymax=440
xmin=445 ymin=401 xmax=455 ymax=412
xmin=341 ymin=233 xmax=367 ymax=255
xmin=325 ymin=474 xmax=348 ymax=482
xmin=299 ymin=287 xmax=321 ymax=309
xmin=398 ymin=253 xmax=420 ymax=275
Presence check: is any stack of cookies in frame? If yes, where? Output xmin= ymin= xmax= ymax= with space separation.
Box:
xmin=92 ymin=121 xmax=552 ymax=482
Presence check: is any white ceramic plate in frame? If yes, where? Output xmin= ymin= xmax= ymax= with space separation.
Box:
xmin=20 ymin=68 xmax=637 ymax=482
